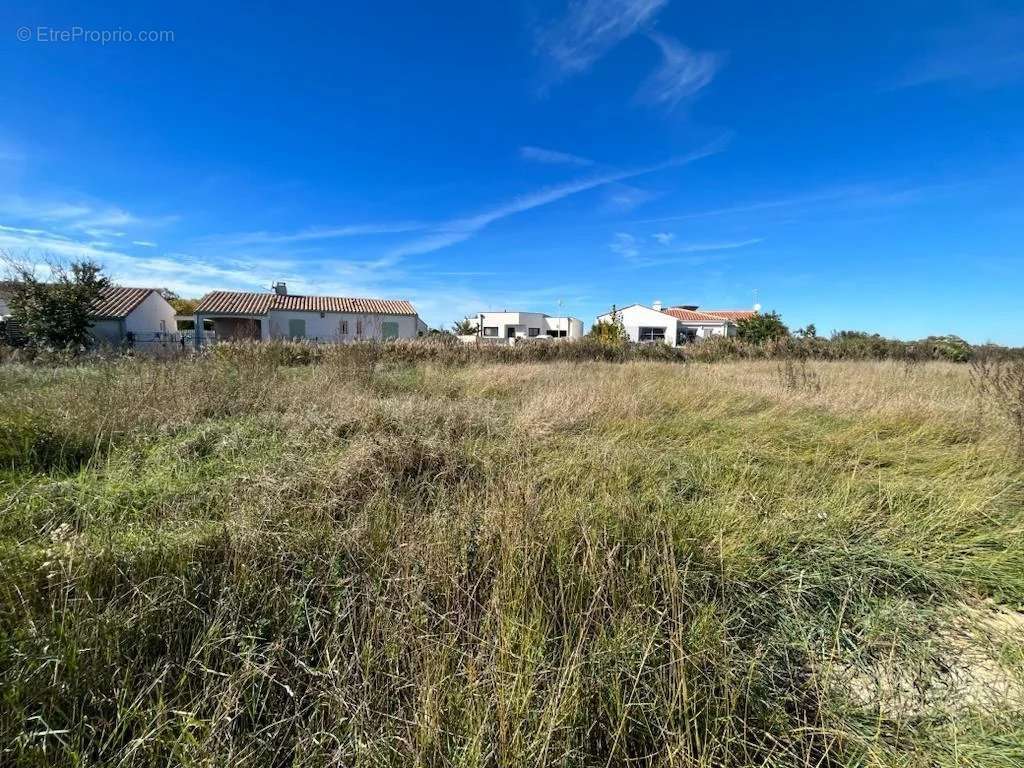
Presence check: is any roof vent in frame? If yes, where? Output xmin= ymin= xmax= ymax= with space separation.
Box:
xmin=272 ymin=281 xmax=288 ymax=295
xmin=680 ymin=304 xmax=698 ymax=311
xmin=652 ymin=300 xmax=662 ymax=312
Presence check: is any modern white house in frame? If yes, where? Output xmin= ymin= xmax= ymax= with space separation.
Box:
xmin=193 ymin=283 xmax=427 ymax=344
xmin=596 ymin=301 xmax=757 ymax=346
xmin=89 ymin=286 xmax=179 ymax=347
xmin=466 ymin=311 xmax=583 ymax=343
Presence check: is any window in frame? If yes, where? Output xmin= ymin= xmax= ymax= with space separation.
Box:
xmin=547 ymin=330 xmax=566 ymax=338
xmin=639 ymin=326 xmax=666 ymax=343
xmin=288 ymin=318 xmax=306 ymax=339
xmin=483 ymin=326 xmax=498 ymax=337
xmin=159 ymin=320 xmax=166 ymax=332
xmin=678 ymin=327 xmax=697 ymax=344
xmin=356 ymin=319 xmax=363 ymax=336
xmin=381 ymin=321 xmax=399 ymax=340
xmin=528 ymin=327 xmax=541 ymax=337
xmin=340 ymin=320 xmax=348 ymax=335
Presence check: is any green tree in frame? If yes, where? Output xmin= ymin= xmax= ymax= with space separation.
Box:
xmin=736 ymin=310 xmax=788 ymax=343
xmin=452 ymin=317 xmax=477 ymax=335
xmin=794 ymin=323 xmax=817 ymax=338
xmin=169 ymin=296 xmax=199 ymax=316
xmin=590 ymin=306 xmax=627 ymax=345
xmin=7 ymin=259 xmax=111 ymax=349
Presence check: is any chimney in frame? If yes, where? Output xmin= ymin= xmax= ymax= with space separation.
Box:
xmin=652 ymin=299 xmax=662 ymax=312
xmin=272 ymin=281 xmax=288 ymax=295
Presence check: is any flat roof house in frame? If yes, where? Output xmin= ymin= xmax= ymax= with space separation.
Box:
xmin=596 ymin=301 xmax=757 ymax=346
xmin=472 ymin=311 xmax=583 ymax=343
xmin=193 ymin=283 xmax=427 ymax=344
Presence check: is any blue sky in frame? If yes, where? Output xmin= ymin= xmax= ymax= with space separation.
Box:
xmin=1 ymin=1 xmax=1022 ymax=342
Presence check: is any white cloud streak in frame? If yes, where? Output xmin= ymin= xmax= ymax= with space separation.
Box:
xmin=206 ymin=222 xmax=425 ymax=248
xmin=536 ymin=0 xmax=668 ymax=78
xmin=609 ymin=231 xmax=761 ymax=266
xmin=389 ymin=140 xmax=727 ymax=259
xmin=637 ymin=33 xmax=721 ymax=107
xmin=520 ymin=145 xmax=595 ymax=166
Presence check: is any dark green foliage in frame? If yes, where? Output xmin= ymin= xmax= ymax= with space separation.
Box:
xmin=6 ymin=261 xmax=110 ymax=350
xmin=737 ymin=310 xmax=789 ymax=343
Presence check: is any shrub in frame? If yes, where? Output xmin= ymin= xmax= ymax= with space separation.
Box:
xmin=737 ymin=310 xmax=788 ymax=343
xmin=5 ymin=259 xmax=110 ymax=350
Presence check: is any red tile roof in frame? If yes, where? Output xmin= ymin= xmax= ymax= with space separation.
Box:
xmin=90 ymin=286 xmax=159 ymax=319
xmin=663 ymin=307 xmax=757 ymax=324
xmin=702 ymin=309 xmax=757 ymax=321
xmin=194 ymin=290 xmax=417 ymax=316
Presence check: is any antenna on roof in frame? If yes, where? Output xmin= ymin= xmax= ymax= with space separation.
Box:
xmin=272 ymin=281 xmax=288 ymax=295
xmin=752 ymin=288 xmax=759 ymax=311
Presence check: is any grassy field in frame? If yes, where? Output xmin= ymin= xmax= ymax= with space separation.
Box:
xmin=1 ymin=351 xmax=1022 ymax=767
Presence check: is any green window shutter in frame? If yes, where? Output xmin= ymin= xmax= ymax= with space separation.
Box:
xmin=288 ymin=318 xmax=306 ymax=339
xmin=381 ymin=321 xmax=399 ymax=340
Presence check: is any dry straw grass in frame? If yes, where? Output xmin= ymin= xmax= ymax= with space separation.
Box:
xmin=1 ymin=351 xmax=1022 ymax=767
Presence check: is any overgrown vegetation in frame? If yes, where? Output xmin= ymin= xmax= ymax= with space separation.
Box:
xmin=736 ymin=309 xmax=788 ymax=342
xmin=1 ymin=349 xmax=1022 ymax=767
xmin=2 ymin=258 xmax=110 ymax=350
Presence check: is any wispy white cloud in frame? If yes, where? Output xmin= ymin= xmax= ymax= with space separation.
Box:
xmin=609 ymin=232 xmax=640 ymax=259
xmin=387 ymin=140 xmax=726 ymax=260
xmin=536 ymin=0 xmax=668 ymax=79
xmin=636 ymin=33 xmax=721 ymax=107
xmin=602 ymin=184 xmax=658 ymax=212
xmin=206 ymin=222 xmax=425 ymax=248
xmin=0 ymin=195 xmax=176 ymax=241
xmin=891 ymin=13 xmax=1024 ymax=90
xmin=132 ymin=240 xmax=158 ymax=248
xmin=609 ymin=230 xmax=761 ymax=266
xmin=664 ymin=238 xmax=762 ymax=254
xmin=520 ymin=145 xmax=595 ymax=166
xmin=638 ymin=180 xmax=966 ymax=224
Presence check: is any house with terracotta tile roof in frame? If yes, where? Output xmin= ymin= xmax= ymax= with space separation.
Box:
xmin=595 ymin=301 xmax=757 ymax=346
xmin=88 ymin=286 xmax=178 ymax=347
xmin=193 ymin=282 xmax=427 ymax=344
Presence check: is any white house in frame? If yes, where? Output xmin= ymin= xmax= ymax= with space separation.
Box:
xmin=89 ymin=286 xmax=179 ymax=347
xmin=469 ymin=311 xmax=583 ymax=342
xmin=193 ymin=283 xmax=427 ymax=344
xmin=596 ymin=301 xmax=757 ymax=346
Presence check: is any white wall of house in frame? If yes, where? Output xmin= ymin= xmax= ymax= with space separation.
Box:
xmin=124 ymin=292 xmax=178 ymax=336
xmin=266 ymin=310 xmax=420 ymax=340
xmin=477 ymin=311 xmax=583 ymax=340
xmin=596 ymin=305 xmax=680 ymax=346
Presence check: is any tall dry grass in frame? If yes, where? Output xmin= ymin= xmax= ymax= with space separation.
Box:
xmin=1 ymin=353 xmax=1022 ymax=767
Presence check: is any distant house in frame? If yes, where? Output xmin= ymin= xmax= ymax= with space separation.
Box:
xmin=596 ymin=301 xmax=757 ymax=345
xmin=469 ymin=311 xmax=584 ymax=343
xmin=89 ymin=287 xmax=179 ymax=347
xmin=0 ymin=282 xmax=177 ymax=348
xmin=193 ymin=283 xmax=427 ymax=344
